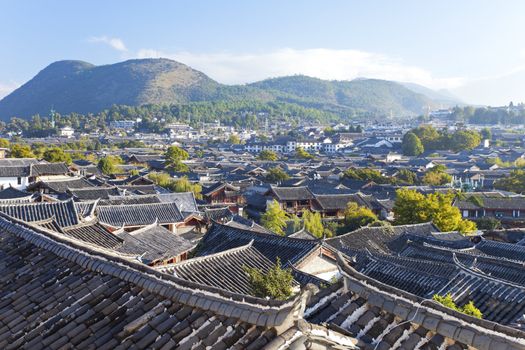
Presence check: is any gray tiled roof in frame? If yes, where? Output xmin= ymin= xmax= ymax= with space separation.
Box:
xmin=0 ymin=199 xmax=80 ymax=228
xmin=97 ymin=202 xmax=184 ymax=227
xmin=115 ymin=224 xmax=196 ymax=263
xmin=270 ymin=186 xmax=314 ymax=201
xmin=0 ymin=215 xmax=303 ymax=349
xmin=161 ymin=242 xmax=281 ymax=295
xmin=29 ymin=162 xmax=69 ymax=176
xmin=196 ymin=223 xmax=320 ymax=267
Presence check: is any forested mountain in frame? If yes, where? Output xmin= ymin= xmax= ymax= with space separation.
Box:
xmin=0 ymin=58 xmax=456 ymax=120
xmin=399 ymin=82 xmax=463 ymax=106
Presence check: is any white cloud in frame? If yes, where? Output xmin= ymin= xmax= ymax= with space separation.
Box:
xmin=135 ymin=48 xmax=465 ymax=89
xmin=89 ymin=36 xmax=127 ymax=52
xmin=0 ymin=81 xmax=20 ymax=99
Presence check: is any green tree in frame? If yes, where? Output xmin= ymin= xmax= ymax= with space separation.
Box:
xmin=42 ymin=147 xmax=72 ymax=164
xmin=494 ymin=170 xmax=525 ymax=193
xmin=475 ymin=217 xmax=502 ymax=230
xmin=0 ymin=138 xmax=10 ymax=148
xmin=451 ymin=130 xmax=481 ymax=151
xmin=343 ymin=167 xmax=392 ymax=184
xmin=412 ymin=125 xmax=441 ymax=149
xmin=10 ymin=144 xmax=35 ymax=158
xmin=261 ymin=200 xmax=289 ymax=235
xmin=258 ymin=149 xmax=279 ymax=161
xmin=303 ymin=210 xmax=324 ymax=238
xmin=148 ymin=172 xmax=202 ymax=199
xmin=243 ymin=257 xmax=294 ymax=300
xmin=295 ymin=147 xmax=314 ymax=159
xmin=422 ymin=169 xmax=452 ymax=186
xmin=393 ymin=189 xmax=476 ymax=234
xmin=227 ymin=134 xmax=241 ymax=144
xmin=98 ymin=155 xmax=123 ymax=175
xmin=402 ymin=132 xmax=424 ymax=156
xmin=165 ymin=145 xmax=189 ymax=172
xmin=481 ymin=128 xmax=492 ymax=140
xmin=396 ymin=168 xmax=418 ymax=185
xmin=344 ymin=202 xmax=378 ymax=231
xmin=172 ymin=176 xmax=202 ymax=199
xmin=266 ymin=167 xmax=290 ymax=183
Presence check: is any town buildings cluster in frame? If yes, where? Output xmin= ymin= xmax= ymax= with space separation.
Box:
xmin=2 ymin=116 xmax=525 ymax=349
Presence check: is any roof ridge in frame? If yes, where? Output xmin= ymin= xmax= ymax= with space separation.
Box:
xmin=98 ymin=201 xmax=180 ymax=208
xmin=0 ymin=197 xmax=75 ymax=207
xmin=336 ymin=252 xmax=525 ymax=346
xmin=158 ymin=240 xmax=270 ymax=270
xmin=213 ymin=222 xmax=321 ymax=243
xmin=69 ymin=185 xmax=118 ymax=191
xmin=449 ymin=253 xmax=525 ymax=290
xmin=0 ymin=210 xmax=308 ymax=325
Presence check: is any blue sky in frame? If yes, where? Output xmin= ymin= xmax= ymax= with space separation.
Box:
xmin=1 ymin=0 xmax=524 ymax=105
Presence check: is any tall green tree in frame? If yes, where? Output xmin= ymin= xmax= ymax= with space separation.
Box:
xmin=261 ymin=200 xmax=288 ymax=235
xmin=481 ymin=128 xmax=492 ymax=140
xmin=295 ymin=147 xmax=314 ymax=159
xmin=494 ymin=169 xmax=525 ymax=193
xmin=266 ymin=167 xmax=290 ymax=183
xmin=302 ymin=210 xmax=324 ymax=238
xmin=227 ymin=134 xmax=241 ymax=144
xmin=165 ymin=145 xmax=189 ymax=172
xmin=396 ymin=168 xmax=418 ymax=185
xmin=402 ymin=132 xmax=424 ymax=156
xmin=98 ymin=155 xmax=123 ymax=175
xmin=422 ymin=166 xmax=452 ymax=186
xmin=10 ymin=144 xmax=35 ymax=158
xmin=43 ymin=147 xmax=72 ymax=164
xmin=451 ymin=130 xmax=481 ymax=151
xmin=344 ymin=202 xmax=378 ymax=231
xmin=258 ymin=149 xmax=278 ymax=161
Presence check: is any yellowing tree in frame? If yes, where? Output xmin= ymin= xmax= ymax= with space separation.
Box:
xmin=295 ymin=147 xmax=314 ymax=159
xmin=393 ymin=188 xmax=476 ymax=234
xmin=258 ymin=149 xmax=278 ymax=161
xmin=303 ymin=210 xmax=324 ymax=238
xmin=261 ymin=200 xmax=288 ymax=235
xmin=344 ymin=202 xmax=378 ymax=231
xmin=10 ymin=144 xmax=35 ymax=158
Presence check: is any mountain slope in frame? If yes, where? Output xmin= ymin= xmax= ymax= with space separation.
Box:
xmin=0 ymin=59 xmax=451 ymax=120
xmin=400 ymin=82 xmax=463 ymax=106
xmin=250 ymin=75 xmax=439 ymax=116
xmin=0 ymin=59 xmax=222 ymax=118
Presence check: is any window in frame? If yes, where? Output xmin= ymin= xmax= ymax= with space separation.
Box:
xmin=17 ymin=177 xmax=21 ymax=185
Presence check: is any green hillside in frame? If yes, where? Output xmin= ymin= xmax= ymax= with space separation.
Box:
xmin=0 ymin=58 xmax=453 ymax=120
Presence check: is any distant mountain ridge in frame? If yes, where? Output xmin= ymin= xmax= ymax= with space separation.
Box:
xmin=0 ymin=58 xmax=462 ymax=120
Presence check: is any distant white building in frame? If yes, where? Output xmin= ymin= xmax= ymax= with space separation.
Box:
xmin=60 ymin=126 xmax=75 ymax=138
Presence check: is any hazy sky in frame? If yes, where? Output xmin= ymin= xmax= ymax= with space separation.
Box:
xmin=1 ymin=0 xmax=524 ymax=105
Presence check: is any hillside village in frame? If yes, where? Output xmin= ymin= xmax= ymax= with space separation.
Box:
xmin=1 ymin=110 xmax=525 ymax=349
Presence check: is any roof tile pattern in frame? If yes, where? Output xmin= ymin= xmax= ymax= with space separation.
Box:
xmin=0 ymin=200 xmax=80 ymax=228
xmin=196 ymin=223 xmax=320 ymax=267
xmin=97 ymin=202 xmax=184 ymax=227
xmin=0 ymin=230 xmax=279 ymax=350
